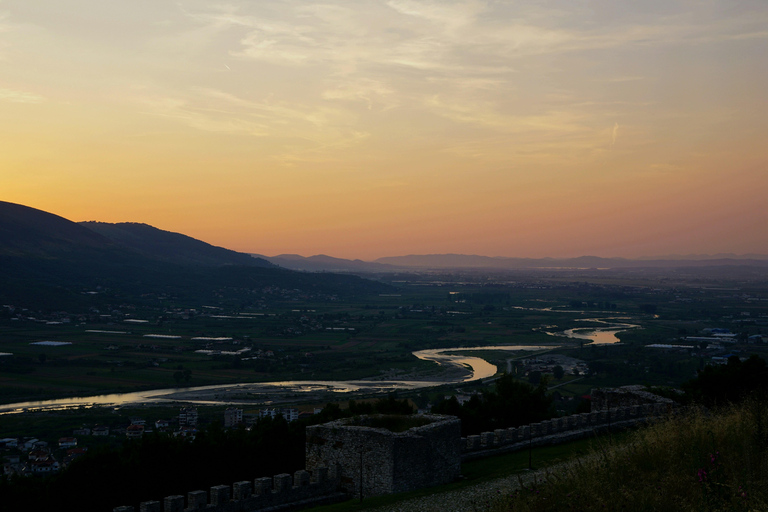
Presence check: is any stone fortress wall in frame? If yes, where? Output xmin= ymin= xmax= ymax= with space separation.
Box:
xmin=113 ymin=387 xmax=673 ymax=512
xmin=590 ymin=384 xmax=677 ymax=412
xmin=112 ymin=466 xmax=345 ymax=512
xmin=461 ymin=402 xmax=671 ymax=461
xmin=305 ymin=414 xmax=461 ymax=497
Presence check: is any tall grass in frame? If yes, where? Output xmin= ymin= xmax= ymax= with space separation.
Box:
xmin=495 ymin=399 xmax=768 ymax=511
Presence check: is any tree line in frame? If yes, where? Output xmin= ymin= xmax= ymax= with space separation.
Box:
xmin=0 ymin=396 xmax=414 ymax=512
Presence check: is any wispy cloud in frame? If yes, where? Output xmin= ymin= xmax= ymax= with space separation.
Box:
xmin=321 ymin=78 xmax=397 ymax=110
xmin=144 ymin=0 xmax=765 ymax=168
xmin=386 ymin=0 xmax=485 ymax=32
xmin=0 ymin=87 xmax=44 ymax=103
xmin=185 ymin=2 xmax=768 ymax=99
xmin=0 ymin=10 xmax=17 ymax=61
xmin=130 ymin=83 xmax=369 ymax=163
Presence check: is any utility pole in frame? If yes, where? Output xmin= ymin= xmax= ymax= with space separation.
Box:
xmin=359 ymin=448 xmax=364 ymax=503
xmin=607 ymin=394 xmax=611 ymax=434
xmin=528 ymin=431 xmax=532 ymax=470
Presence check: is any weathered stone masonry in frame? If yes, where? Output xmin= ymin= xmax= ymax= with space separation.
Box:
xmin=112 ymin=465 xmax=344 ymax=512
xmin=590 ymin=384 xmax=677 ymax=412
xmin=461 ymin=402 xmax=673 ymax=461
xmin=305 ymin=414 xmax=461 ymax=498
xmin=113 ymin=388 xmax=674 ymax=511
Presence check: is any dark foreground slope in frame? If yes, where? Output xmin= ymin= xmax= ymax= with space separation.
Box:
xmin=0 ymin=201 xmax=389 ymax=310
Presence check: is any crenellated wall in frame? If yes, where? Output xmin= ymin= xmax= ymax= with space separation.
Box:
xmin=113 ymin=390 xmax=676 ymax=511
xmin=460 ymin=402 xmax=672 ymax=461
xmin=112 ymin=465 xmax=345 ymax=512
xmin=590 ymin=385 xmax=677 ymax=412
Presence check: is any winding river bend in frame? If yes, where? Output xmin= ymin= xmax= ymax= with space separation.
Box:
xmin=559 ymin=317 xmax=639 ymax=345
xmin=0 ymin=345 xmax=553 ymax=415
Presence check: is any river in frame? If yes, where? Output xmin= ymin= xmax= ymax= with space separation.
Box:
xmin=559 ymin=317 xmax=639 ymax=345
xmin=512 ymin=307 xmax=640 ymax=345
xmin=0 ymin=345 xmax=554 ymax=415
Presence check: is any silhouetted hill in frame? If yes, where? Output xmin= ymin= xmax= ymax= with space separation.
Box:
xmin=82 ymin=221 xmax=272 ymax=268
xmin=0 ymin=201 xmax=114 ymax=255
xmin=0 ymin=201 xmax=389 ymax=309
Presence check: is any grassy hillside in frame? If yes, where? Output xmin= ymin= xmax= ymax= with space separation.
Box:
xmin=495 ymin=400 xmax=768 ymax=511
xmin=309 ymin=402 xmax=768 ymax=512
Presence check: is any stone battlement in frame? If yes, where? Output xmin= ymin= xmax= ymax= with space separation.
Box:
xmin=590 ymin=385 xmax=677 ymax=411
xmin=461 ymin=402 xmax=672 ymax=461
xmin=113 ymin=389 xmax=675 ymax=511
xmin=112 ymin=465 xmax=344 ymax=512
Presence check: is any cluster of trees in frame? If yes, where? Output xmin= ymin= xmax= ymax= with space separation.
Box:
xmin=10 ymin=353 xmax=766 ymax=512
xmin=683 ymin=354 xmax=768 ymax=406
xmin=347 ymin=395 xmax=415 ymax=415
xmin=432 ymin=373 xmax=553 ymax=436
xmin=0 ymin=415 xmax=305 ymax=512
xmin=526 ymin=365 xmax=564 ymax=385
xmin=0 ymin=395 xmax=416 ymax=512
xmin=173 ymin=367 xmax=192 ymax=384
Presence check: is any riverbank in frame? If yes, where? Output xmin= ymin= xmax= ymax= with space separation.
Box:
xmin=0 ymin=345 xmax=555 ymax=414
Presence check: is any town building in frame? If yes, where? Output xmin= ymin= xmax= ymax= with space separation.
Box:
xmin=179 ymin=407 xmax=198 ymax=427
xmin=126 ymin=424 xmax=145 ymax=439
xmin=92 ymin=425 xmax=110 ymax=436
xmin=224 ymin=408 xmax=243 ymax=428
xmin=58 ymin=437 xmax=77 ymax=449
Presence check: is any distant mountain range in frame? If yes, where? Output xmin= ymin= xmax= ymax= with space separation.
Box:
xmin=634 ymin=253 xmax=768 ymax=261
xmin=3 ymin=199 xmax=766 ymax=311
xmin=258 ymin=252 xmax=768 ymax=272
xmin=257 ymin=254 xmax=399 ymax=273
xmin=0 ymin=201 xmax=388 ymax=309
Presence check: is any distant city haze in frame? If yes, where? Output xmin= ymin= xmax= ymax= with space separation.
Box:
xmin=2 ymin=1 xmax=766 ymax=260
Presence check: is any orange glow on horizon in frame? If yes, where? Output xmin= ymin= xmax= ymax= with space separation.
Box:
xmin=2 ymin=1 xmax=767 ymax=260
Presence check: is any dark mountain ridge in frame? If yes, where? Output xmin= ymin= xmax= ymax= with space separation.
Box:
xmin=82 ymin=221 xmax=272 ymax=268
xmin=0 ymin=201 xmax=388 ymax=309
xmin=0 ymin=201 xmax=114 ymax=255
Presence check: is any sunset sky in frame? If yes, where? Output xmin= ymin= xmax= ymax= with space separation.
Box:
xmin=1 ymin=1 xmax=766 ymax=259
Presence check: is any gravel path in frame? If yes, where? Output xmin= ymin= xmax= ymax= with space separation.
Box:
xmin=365 ymin=464 xmax=570 ymax=512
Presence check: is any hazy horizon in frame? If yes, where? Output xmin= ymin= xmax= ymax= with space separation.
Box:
xmin=256 ymin=252 xmax=768 ymax=262
xmin=260 ymin=251 xmax=768 ymax=261
xmin=2 ymin=1 xmax=766 ymax=260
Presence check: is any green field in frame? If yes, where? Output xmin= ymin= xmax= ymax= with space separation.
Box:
xmin=1 ymin=268 xmax=767 ymax=409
